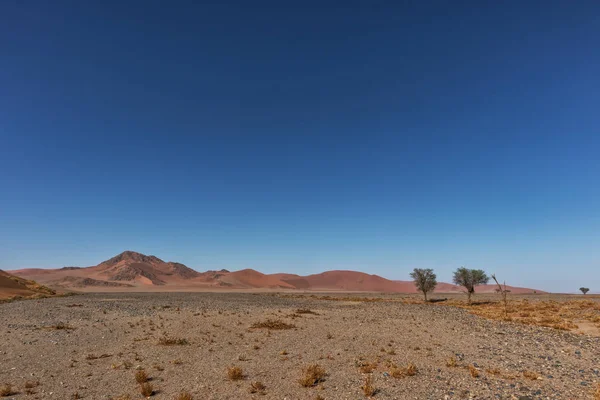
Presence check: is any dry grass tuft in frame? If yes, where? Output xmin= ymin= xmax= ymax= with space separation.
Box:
xmin=359 ymin=362 xmax=378 ymax=374
xmin=390 ymin=362 xmax=417 ymax=378
xmin=24 ymin=381 xmax=39 ymax=389
xmin=469 ymin=365 xmax=479 ymax=378
xmin=140 ymin=382 xmax=154 ymax=397
xmin=251 ymin=319 xmax=295 ymax=330
xmin=594 ymin=384 xmax=600 ymax=400
xmin=158 ymin=337 xmax=189 ymax=346
xmin=135 ymin=370 xmax=149 ymax=384
xmin=227 ymin=366 xmax=245 ymax=381
xmin=0 ymin=384 xmax=16 ymax=397
xmin=523 ymin=370 xmax=539 ymax=380
xmin=174 ymin=392 xmax=193 ymax=400
xmin=296 ymin=308 xmax=319 ymax=315
xmin=361 ymin=375 xmax=377 ymax=397
xmin=446 ymin=357 xmax=458 ymax=367
xmin=249 ymin=381 xmax=266 ymax=395
xmin=45 ymin=322 xmax=75 ymax=330
xmin=299 ymin=364 xmax=327 ymax=387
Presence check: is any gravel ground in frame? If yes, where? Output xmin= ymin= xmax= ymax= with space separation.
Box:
xmin=0 ymin=293 xmax=598 ymax=399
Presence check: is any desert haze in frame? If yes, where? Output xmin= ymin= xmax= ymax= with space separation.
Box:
xmin=8 ymin=251 xmax=540 ymax=294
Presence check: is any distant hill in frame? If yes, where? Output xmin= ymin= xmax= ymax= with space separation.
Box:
xmin=0 ymin=269 xmax=58 ymax=300
xmin=8 ymin=251 xmax=544 ymax=294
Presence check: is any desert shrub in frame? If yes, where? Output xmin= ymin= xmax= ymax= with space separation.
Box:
xmin=140 ymin=382 xmax=153 ymax=397
xmin=175 ymin=392 xmax=193 ymax=400
xmin=361 ymin=375 xmax=377 ymax=397
xmin=299 ymin=364 xmax=326 ymax=387
xmin=227 ymin=366 xmax=244 ymax=381
xmin=135 ymin=370 xmax=148 ymax=384
xmin=0 ymin=384 xmax=16 ymax=397
xmin=469 ymin=365 xmax=479 ymax=378
xmin=249 ymin=381 xmax=266 ymax=395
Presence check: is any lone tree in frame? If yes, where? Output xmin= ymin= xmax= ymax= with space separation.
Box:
xmin=580 ymin=287 xmax=590 ymax=295
xmin=410 ymin=268 xmax=437 ymax=301
xmin=453 ymin=267 xmax=489 ymax=304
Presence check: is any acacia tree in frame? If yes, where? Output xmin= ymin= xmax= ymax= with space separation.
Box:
xmin=410 ymin=268 xmax=437 ymax=301
xmin=580 ymin=287 xmax=590 ymax=295
xmin=453 ymin=267 xmax=489 ymax=304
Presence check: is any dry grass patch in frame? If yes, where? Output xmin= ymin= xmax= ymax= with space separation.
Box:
xmin=174 ymin=392 xmax=193 ymax=400
xmin=361 ymin=375 xmax=377 ymax=397
xmin=469 ymin=365 xmax=480 ymax=378
xmin=523 ymin=370 xmax=540 ymax=380
xmin=296 ymin=308 xmax=319 ymax=315
xmin=158 ymin=337 xmax=189 ymax=346
xmin=446 ymin=356 xmax=458 ymax=367
xmin=443 ymin=299 xmax=600 ymax=332
xmin=44 ymin=322 xmax=75 ymax=330
xmin=249 ymin=381 xmax=266 ymax=395
xmin=390 ymin=362 xmax=417 ymax=378
xmin=24 ymin=381 xmax=39 ymax=389
xmin=594 ymin=384 xmax=600 ymax=400
xmin=140 ymin=382 xmax=154 ymax=397
xmin=299 ymin=364 xmax=327 ymax=387
xmin=135 ymin=370 xmax=149 ymax=384
xmin=251 ymin=319 xmax=295 ymax=330
xmin=0 ymin=384 xmax=16 ymax=397
xmin=359 ymin=361 xmax=378 ymax=374
xmin=227 ymin=366 xmax=245 ymax=381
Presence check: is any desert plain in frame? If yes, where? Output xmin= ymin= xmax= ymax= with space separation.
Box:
xmin=1 ymin=291 xmax=599 ymax=400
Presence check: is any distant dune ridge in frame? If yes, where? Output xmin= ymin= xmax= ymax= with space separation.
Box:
xmin=0 ymin=269 xmax=57 ymax=299
xmin=7 ymin=251 xmax=542 ymax=294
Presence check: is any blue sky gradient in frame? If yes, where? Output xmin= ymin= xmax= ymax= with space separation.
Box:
xmin=1 ymin=1 xmax=599 ymax=292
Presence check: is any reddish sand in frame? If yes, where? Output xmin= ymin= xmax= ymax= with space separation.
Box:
xmin=7 ymin=251 xmax=544 ymax=294
xmin=0 ymin=270 xmax=56 ymax=299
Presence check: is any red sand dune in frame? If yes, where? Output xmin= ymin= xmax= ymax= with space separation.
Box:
xmin=7 ymin=251 xmax=544 ymax=294
xmin=0 ymin=270 xmax=57 ymax=299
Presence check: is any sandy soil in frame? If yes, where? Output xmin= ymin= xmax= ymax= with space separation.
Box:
xmin=0 ymin=293 xmax=598 ymax=399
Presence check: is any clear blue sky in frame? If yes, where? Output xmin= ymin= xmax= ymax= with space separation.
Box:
xmin=1 ymin=1 xmax=599 ymax=293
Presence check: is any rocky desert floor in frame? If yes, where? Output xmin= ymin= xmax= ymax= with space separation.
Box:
xmin=0 ymin=293 xmax=599 ymax=400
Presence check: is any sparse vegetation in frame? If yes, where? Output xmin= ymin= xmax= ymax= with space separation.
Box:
xmin=0 ymin=384 xmax=16 ymax=397
xmin=299 ymin=364 xmax=327 ymax=387
xmin=249 ymin=381 xmax=266 ymax=395
xmin=390 ymin=362 xmax=417 ymax=378
xmin=491 ymin=274 xmax=509 ymax=317
xmin=44 ymin=322 xmax=75 ymax=330
xmin=227 ymin=366 xmax=245 ymax=380
xmin=140 ymin=382 xmax=154 ymax=397
xmin=469 ymin=365 xmax=479 ymax=378
xmin=410 ymin=268 xmax=437 ymax=301
xmin=251 ymin=319 xmax=295 ymax=330
xmin=523 ymin=370 xmax=539 ymax=380
xmin=361 ymin=375 xmax=377 ymax=397
xmin=135 ymin=370 xmax=148 ymax=384
xmin=296 ymin=308 xmax=319 ymax=315
xmin=174 ymin=392 xmax=193 ymax=400
xmin=452 ymin=267 xmax=489 ymax=304
xmin=158 ymin=337 xmax=188 ymax=345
